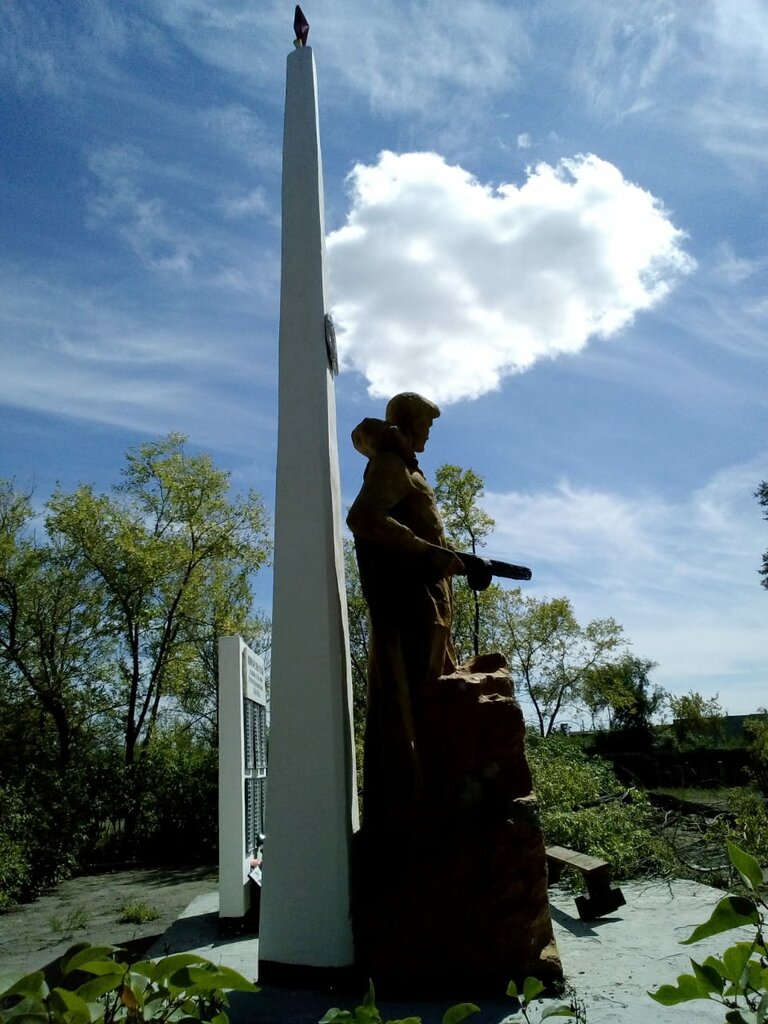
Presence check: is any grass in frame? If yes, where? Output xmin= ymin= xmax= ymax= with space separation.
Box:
xmin=117 ymin=900 xmax=161 ymax=924
xmin=49 ymin=905 xmax=90 ymax=935
xmin=650 ymin=786 xmax=734 ymax=811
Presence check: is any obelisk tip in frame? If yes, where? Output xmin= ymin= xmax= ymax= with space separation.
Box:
xmin=293 ymin=5 xmax=309 ymax=47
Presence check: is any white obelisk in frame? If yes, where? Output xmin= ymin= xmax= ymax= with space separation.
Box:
xmin=259 ymin=25 xmax=359 ymax=971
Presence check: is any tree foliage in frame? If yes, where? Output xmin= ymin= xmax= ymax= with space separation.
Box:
xmin=745 ymin=708 xmax=768 ymax=794
xmin=344 ymin=538 xmax=369 ymax=729
xmin=495 ymin=590 xmax=627 ymax=736
xmin=0 ymin=482 xmax=114 ymax=772
xmin=433 ymin=464 xmax=495 ymax=658
xmin=584 ymin=656 xmax=666 ymax=740
xmin=45 ymin=433 xmax=269 ymax=766
xmin=668 ymin=689 xmax=725 ymax=747
xmin=757 ymin=481 xmax=768 ymax=590
xmin=433 ymin=464 xmax=495 ymax=554
xmin=0 ymin=435 xmax=270 ymax=890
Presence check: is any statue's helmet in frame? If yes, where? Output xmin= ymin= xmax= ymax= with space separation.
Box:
xmin=385 ymin=392 xmax=441 ymax=429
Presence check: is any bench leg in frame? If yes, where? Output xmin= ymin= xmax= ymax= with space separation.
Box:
xmin=546 ymin=859 xmax=564 ymax=885
xmin=574 ymin=880 xmax=626 ymax=920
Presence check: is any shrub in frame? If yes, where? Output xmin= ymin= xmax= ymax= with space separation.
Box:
xmin=0 ymin=784 xmax=33 ymax=911
xmin=708 ymin=787 xmax=768 ymax=871
xmin=128 ymin=727 xmax=218 ymax=864
xmin=527 ymin=732 xmax=674 ymax=879
xmin=526 ymin=732 xmax=620 ymax=809
xmin=0 ymin=780 xmax=73 ymax=909
xmin=745 ymin=710 xmax=768 ymax=794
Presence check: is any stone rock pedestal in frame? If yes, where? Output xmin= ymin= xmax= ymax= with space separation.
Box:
xmin=353 ymin=664 xmax=562 ymax=995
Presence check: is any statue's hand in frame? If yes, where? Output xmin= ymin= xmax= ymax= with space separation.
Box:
xmin=424 ymin=544 xmax=464 ymax=579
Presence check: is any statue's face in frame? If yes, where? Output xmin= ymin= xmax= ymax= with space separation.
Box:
xmin=410 ymin=413 xmax=434 ymax=453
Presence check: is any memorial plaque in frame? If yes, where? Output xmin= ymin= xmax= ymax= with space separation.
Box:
xmin=218 ymin=635 xmax=268 ymax=920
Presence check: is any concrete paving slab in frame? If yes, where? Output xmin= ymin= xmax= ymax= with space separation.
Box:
xmin=148 ymin=879 xmax=753 ymax=1023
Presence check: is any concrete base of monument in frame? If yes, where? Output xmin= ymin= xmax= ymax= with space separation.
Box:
xmin=353 ymin=664 xmax=563 ymax=996
xmin=257 ymin=960 xmax=363 ymax=988
xmin=353 ymin=818 xmax=562 ymax=996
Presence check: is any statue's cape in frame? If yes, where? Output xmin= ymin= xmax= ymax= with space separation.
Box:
xmin=351 ymin=418 xmax=413 ymax=462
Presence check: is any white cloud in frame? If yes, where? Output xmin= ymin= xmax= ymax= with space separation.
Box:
xmin=482 ymin=460 xmax=767 ymax=712
xmin=328 ymin=150 xmax=693 ymax=404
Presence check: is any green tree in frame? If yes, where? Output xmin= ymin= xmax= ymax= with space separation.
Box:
xmin=344 ymin=538 xmax=369 ymax=728
xmin=0 ymin=483 xmax=123 ymax=900
xmin=0 ymin=482 xmax=113 ymax=771
xmin=744 ymin=707 xmax=768 ymax=794
xmin=757 ymin=481 xmax=768 ymax=590
xmin=0 ymin=437 xmax=270 ymax=888
xmin=668 ymin=689 xmax=724 ymax=747
xmin=433 ymin=464 xmax=496 ymax=658
xmin=496 ymin=589 xmax=627 ymax=736
xmin=46 ymin=434 xmax=270 ymax=771
xmin=584 ymin=656 xmax=666 ymax=738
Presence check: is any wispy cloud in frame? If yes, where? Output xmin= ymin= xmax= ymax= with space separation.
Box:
xmin=559 ymin=0 xmax=768 ymax=174
xmin=329 ymin=150 xmax=693 ymax=403
xmin=148 ymin=0 xmax=527 ymax=117
xmin=87 ymin=145 xmax=199 ymax=274
xmin=202 ymin=105 xmax=280 ymax=172
xmin=0 ymin=2 xmax=129 ymax=96
xmin=483 ymin=459 xmax=767 ymax=710
xmin=316 ymin=0 xmax=528 ymax=116
xmin=0 ymin=266 xmax=274 ymax=447
xmin=84 ymin=143 xmax=280 ymax=295
xmin=219 ymin=187 xmax=273 ymax=221
xmin=565 ymin=0 xmax=682 ymax=120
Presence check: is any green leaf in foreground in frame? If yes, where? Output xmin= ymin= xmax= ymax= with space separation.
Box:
xmin=0 ymin=972 xmax=48 ymax=1001
xmin=61 ymin=944 xmax=121 ymax=976
xmin=721 ymin=942 xmax=756 ymax=983
xmin=540 ymin=1005 xmax=579 ymax=1019
xmin=681 ymin=896 xmax=760 ymax=945
xmin=317 ymin=1010 xmax=353 ymax=1024
xmin=441 ymin=1002 xmax=480 ymax=1024
xmin=523 ymin=977 xmax=546 ymax=1004
xmin=690 ymin=959 xmax=725 ymax=995
xmin=649 ymin=972 xmax=714 ymax=1005
xmin=727 ymin=840 xmax=765 ymax=893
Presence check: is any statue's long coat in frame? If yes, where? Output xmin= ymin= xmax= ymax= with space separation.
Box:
xmin=347 ymin=419 xmax=455 ymax=829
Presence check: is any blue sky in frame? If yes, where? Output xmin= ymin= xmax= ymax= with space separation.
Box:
xmin=1 ymin=1 xmax=765 ymax=718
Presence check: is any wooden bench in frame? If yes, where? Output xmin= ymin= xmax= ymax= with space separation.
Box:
xmin=545 ymin=845 xmax=626 ymax=921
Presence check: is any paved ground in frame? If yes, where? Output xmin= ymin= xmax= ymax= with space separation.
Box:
xmin=2 ymin=870 xmax=752 ymax=1023
xmin=0 ymin=865 xmax=217 ymax=976
xmin=147 ymin=877 xmax=750 ymax=1024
